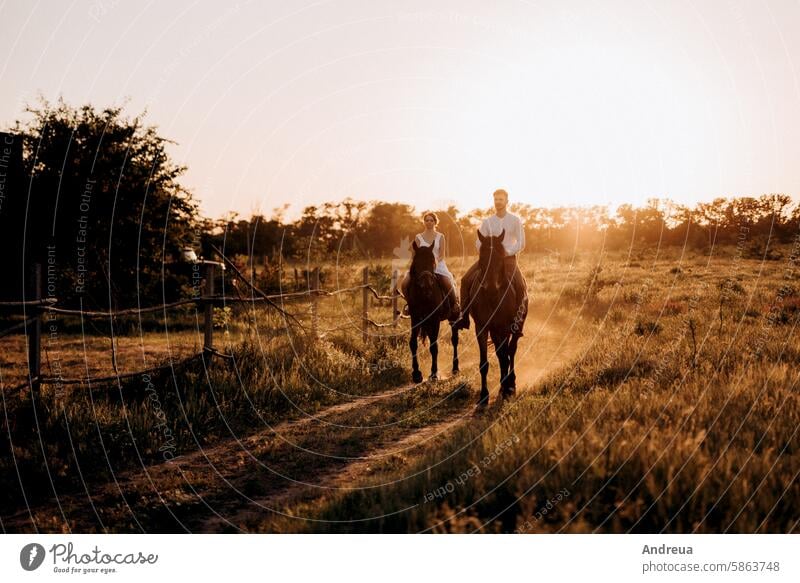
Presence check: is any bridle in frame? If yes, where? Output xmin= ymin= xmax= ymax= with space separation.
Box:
xmin=411 ymin=250 xmax=437 ymax=296
xmin=478 ymin=242 xmax=507 ymax=294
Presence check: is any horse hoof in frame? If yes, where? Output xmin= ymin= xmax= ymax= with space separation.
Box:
xmin=429 ymin=373 xmax=438 ymax=381
xmin=451 ymin=367 xmax=459 ymax=375
xmin=476 ymin=392 xmax=489 ymax=407
xmin=412 ymin=370 xmax=423 ymax=384
xmin=501 ymin=387 xmax=516 ymax=399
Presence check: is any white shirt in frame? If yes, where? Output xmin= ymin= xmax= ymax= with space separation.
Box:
xmin=415 ymin=232 xmax=455 ymax=283
xmin=475 ymin=212 xmax=525 ymax=256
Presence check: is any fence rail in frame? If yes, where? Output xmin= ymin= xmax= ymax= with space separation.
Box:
xmin=2 ymin=259 xmax=405 ymax=393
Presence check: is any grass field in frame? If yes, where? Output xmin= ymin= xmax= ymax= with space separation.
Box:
xmin=2 ymin=244 xmax=799 ymax=533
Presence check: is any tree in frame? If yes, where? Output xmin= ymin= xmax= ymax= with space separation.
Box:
xmin=335 ymin=198 xmax=368 ymax=254
xmin=361 ymin=202 xmax=418 ymax=257
xmin=3 ymin=98 xmax=199 ymax=307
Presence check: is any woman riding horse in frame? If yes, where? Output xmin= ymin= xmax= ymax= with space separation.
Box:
xmin=399 ymin=212 xmax=460 ymax=321
xmin=404 ymin=240 xmax=460 ymax=383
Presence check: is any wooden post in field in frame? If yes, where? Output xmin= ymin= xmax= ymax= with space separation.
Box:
xmin=391 ymin=269 xmax=399 ymax=328
xmin=28 ymin=263 xmax=42 ymax=395
xmin=204 ymin=263 xmax=215 ymax=352
xmin=362 ymin=266 xmax=369 ymax=343
xmin=311 ymin=267 xmax=320 ymax=337
xmin=294 ymin=267 xmax=299 ymax=291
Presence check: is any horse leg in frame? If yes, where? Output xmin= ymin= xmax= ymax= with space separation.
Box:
xmin=410 ymin=326 xmax=423 ymax=384
xmin=492 ymin=331 xmax=511 ymax=398
xmin=451 ymin=324 xmax=459 ymax=374
xmin=507 ymin=333 xmax=519 ymax=394
xmin=477 ymin=331 xmax=489 ymax=406
xmin=429 ymin=322 xmax=439 ymax=380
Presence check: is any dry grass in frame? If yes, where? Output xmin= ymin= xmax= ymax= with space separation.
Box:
xmin=253 ymin=247 xmax=800 ymax=533
xmin=2 ymin=245 xmax=799 ymax=532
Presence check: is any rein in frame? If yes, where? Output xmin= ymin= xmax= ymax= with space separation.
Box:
xmin=477 ymin=245 xmax=509 ymax=293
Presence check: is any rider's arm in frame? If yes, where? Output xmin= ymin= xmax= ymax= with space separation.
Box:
xmin=514 ymin=217 xmax=526 ymax=255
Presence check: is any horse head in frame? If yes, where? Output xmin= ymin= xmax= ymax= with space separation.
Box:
xmin=477 ymin=228 xmax=507 ymax=295
xmin=410 ymin=240 xmax=439 ymax=301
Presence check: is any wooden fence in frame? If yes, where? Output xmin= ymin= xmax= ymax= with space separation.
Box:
xmin=2 ymin=256 xmax=403 ymax=395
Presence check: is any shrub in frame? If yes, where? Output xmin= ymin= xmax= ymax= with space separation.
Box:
xmin=635 ymin=319 xmax=662 ymax=336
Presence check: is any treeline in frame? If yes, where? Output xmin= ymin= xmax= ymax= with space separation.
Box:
xmin=4 ymin=99 xmax=797 ymax=309
xmin=213 ymin=194 xmax=799 ymax=261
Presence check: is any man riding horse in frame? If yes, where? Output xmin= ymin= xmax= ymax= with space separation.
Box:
xmin=455 ymin=189 xmax=528 ymax=336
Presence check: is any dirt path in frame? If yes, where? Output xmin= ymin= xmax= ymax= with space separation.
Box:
xmin=1 ymin=378 xmax=428 ymax=533
xmin=188 ymin=314 xmax=584 ymax=532
xmin=196 ymin=408 xmax=471 ymax=532
xmin=194 ymin=314 xmax=585 ymax=532
xmin=4 ymin=315 xmax=583 ymax=533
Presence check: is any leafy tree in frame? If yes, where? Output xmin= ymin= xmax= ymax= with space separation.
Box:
xmin=3 ymin=98 xmax=199 ymax=307
xmin=361 ymin=202 xmax=419 ymax=258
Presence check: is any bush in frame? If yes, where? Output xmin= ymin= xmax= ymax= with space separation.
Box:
xmin=634 ymin=318 xmax=662 ymax=336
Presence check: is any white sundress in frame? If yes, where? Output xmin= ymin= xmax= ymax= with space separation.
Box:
xmin=415 ymin=232 xmax=455 ymax=285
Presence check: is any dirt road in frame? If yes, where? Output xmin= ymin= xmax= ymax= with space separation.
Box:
xmin=3 ymin=314 xmax=583 ymax=533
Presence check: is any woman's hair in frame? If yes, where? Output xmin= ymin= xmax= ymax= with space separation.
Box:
xmin=422 ymin=211 xmax=439 ymax=225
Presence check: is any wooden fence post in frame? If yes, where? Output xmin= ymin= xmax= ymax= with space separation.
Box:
xmin=391 ymin=269 xmax=399 ymax=328
xmin=28 ymin=263 xmax=42 ymax=395
xmin=362 ymin=266 xmax=369 ymax=342
xmin=294 ymin=267 xmax=299 ymax=291
xmin=311 ymin=267 xmax=319 ymax=337
xmin=204 ymin=263 xmax=215 ymax=352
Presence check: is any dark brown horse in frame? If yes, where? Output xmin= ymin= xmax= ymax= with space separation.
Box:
xmin=406 ymin=240 xmax=459 ymax=383
xmin=468 ymin=229 xmax=526 ymax=406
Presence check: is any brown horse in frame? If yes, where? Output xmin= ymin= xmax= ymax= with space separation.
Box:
xmin=467 ymin=229 xmax=526 ymax=406
xmin=406 ymin=240 xmax=459 ymax=383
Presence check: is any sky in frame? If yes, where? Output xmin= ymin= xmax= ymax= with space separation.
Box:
xmin=2 ymin=0 xmax=800 ymax=220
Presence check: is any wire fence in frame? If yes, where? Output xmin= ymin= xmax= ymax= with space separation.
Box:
xmin=1 ymin=252 xmax=407 ymax=393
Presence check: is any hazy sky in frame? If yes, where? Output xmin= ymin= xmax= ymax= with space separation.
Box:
xmin=2 ymin=0 xmax=800 ymax=219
